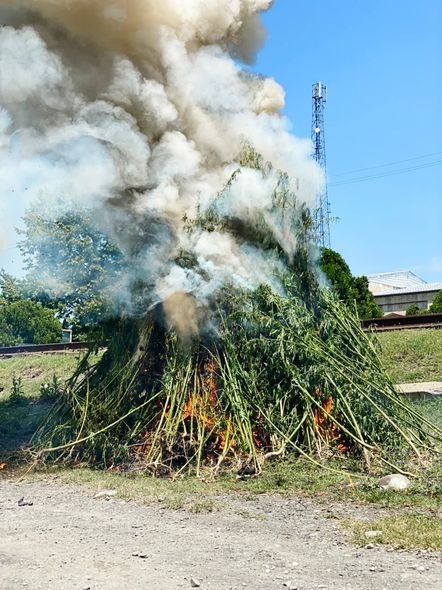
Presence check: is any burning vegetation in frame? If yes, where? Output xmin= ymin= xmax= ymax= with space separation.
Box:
xmin=1 ymin=2 xmax=441 ymax=475
xmin=34 ymin=271 xmax=442 ymax=476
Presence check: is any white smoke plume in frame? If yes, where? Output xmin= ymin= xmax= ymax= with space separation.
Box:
xmin=0 ymin=1 xmax=323 ymax=327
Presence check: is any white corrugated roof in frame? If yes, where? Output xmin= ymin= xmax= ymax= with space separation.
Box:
xmin=367 ymin=271 xmax=427 ymax=290
xmin=373 ymin=282 xmax=442 ymax=297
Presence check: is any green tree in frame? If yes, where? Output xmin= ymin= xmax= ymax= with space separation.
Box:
xmin=352 ymin=275 xmax=383 ymax=319
xmin=406 ymin=304 xmax=421 ymax=316
xmin=0 ymin=300 xmax=61 ymax=346
xmin=429 ymin=291 xmax=442 ymax=313
xmin=0 ymin=270 xmax=24 ymax=303
xmin=18 ymin=202 xmax=124 ymax=335
xmin=319 ymin=248 xmax=382 ymax=319
xmin=319 ymin=248 xmax=354 ymax=302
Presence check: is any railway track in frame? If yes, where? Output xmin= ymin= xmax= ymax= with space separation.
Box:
xmin=0 ymin=342 xmax=98 ymax=356
xmin=0 ymin=313 xmax=441 ymax=355
xmin=362 ymin=312 xmax=442 ymax=332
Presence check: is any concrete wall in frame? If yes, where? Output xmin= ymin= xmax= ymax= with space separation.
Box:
xmin=374 ymin=290 xmax=440 ymax=314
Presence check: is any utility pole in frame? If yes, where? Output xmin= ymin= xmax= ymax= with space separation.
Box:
xmin=312 ymin=81 xmax=331 ymax=248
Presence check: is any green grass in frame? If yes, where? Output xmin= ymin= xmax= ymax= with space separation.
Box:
xmin=417 ymin=397 xmax=442 ymax=431
xmin=0 ymin=352 xmax=100 ymax=459
xmin=0 ymin=353 xmax=84 ymax=399
xmin=348 ymin=514 xmax=442 ymax=551
xmin=23 ymin=452 xmax=440 ymax=512
xmin=377 ymin=329 xmax=442 ymax=383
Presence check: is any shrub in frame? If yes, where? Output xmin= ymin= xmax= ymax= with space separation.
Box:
xmin=429 ymin=291 xmax=442 ymax=314
xmin=0 ymin=300 xmax=61 ymax=346
xmin=319 ymin=249 xmax=382 ymax=319
xmin=406 ymin=304 xmax=421 ymax=316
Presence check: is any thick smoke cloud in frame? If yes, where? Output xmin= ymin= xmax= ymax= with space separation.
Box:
xmin=0 ymin=1 xmax=323 ymax=329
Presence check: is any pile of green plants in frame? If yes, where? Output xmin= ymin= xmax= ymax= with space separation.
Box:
xmin=29 ymin=146 xmax=442 ymax=476
xmin=33 ymin=277 xmax=442 ymax=476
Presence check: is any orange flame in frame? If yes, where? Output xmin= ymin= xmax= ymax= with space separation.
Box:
xmin=313 ymin=390 xmax=348 ymax=454
xmin=181 ymin=358 xmax=232 ymax=453
xmin=133 ymin=357 xmax=273 ymax=464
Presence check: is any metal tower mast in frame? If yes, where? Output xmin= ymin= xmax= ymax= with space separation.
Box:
xmin=312 ymin=81 xmax=331 ymax=248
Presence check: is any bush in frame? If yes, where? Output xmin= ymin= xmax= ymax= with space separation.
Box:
xmin=0 ymin=300 xmax=61 ymax=346
xmin=406 ymin=304 xmax=422 ymax=316
xmin=319 ymin=249 xmax=382 ymax=319
xmin=319 ymin=248 xmax=354 ymax=302
xmin=429 ymin=291 xmax=442 ymax=314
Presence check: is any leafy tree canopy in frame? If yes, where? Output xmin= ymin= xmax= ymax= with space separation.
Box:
xmin=319 ymin=248 xmax=354 ymax=302
xmin=319 ymin=248 xmax=382 ymax=319
xmin=0 ymin=299 xmax=61 ymax=346
xmin=429 ymin=291 xmax=442 ymax=314
xmin=406 ymin=304 xmax=422 ymax=316
xmin=18 ymin=201 xmax=125 ymax=334
xmin=0 ymin=270 xmax=24 ymax=304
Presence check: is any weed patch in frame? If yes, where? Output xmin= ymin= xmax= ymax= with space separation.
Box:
xmin=348 ymin=514 xmax=442 ymax=551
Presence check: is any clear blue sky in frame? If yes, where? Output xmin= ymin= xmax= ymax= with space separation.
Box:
xmin=255 ymin=0 xmax=442 ymax=282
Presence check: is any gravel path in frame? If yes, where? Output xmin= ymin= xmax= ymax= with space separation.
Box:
xmin=0 ymin=478 xmax=440 ymax=590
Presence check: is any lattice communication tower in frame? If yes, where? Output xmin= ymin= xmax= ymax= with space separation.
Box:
xmin=312 ymin=81 xmax=331 ymax=248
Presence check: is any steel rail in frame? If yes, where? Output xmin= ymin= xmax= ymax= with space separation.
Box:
xmin=0 ymin=342 xmax=99 ymax=356
xmin=1 ymin=315 xmax=442 ymax=355
xmin=362 ymin=313 xmax=442 ymax=332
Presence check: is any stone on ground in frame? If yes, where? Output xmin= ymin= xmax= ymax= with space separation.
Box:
xmin=378 ymin=474 xmax=411 ymax=491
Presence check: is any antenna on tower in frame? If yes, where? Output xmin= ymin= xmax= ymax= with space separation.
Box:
xmin=312 ymin=81 xmax=331 ymax=248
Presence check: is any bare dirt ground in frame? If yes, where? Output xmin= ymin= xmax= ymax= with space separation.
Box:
xmin=1 ymin=477 xmax=441 ymax=590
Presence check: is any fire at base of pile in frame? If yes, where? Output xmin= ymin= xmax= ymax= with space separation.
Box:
xmin=33 ymin=280 xmax=442 ymax=476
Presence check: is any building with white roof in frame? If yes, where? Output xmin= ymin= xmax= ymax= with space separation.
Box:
xmin=367 ymin=271 xmax=427 ymax=294
xmin=368 ymin=271 xmax=442 ymax=314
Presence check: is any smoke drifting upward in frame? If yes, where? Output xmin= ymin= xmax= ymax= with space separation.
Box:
xmin=0 ymin=1 xmax=323 ymax=329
